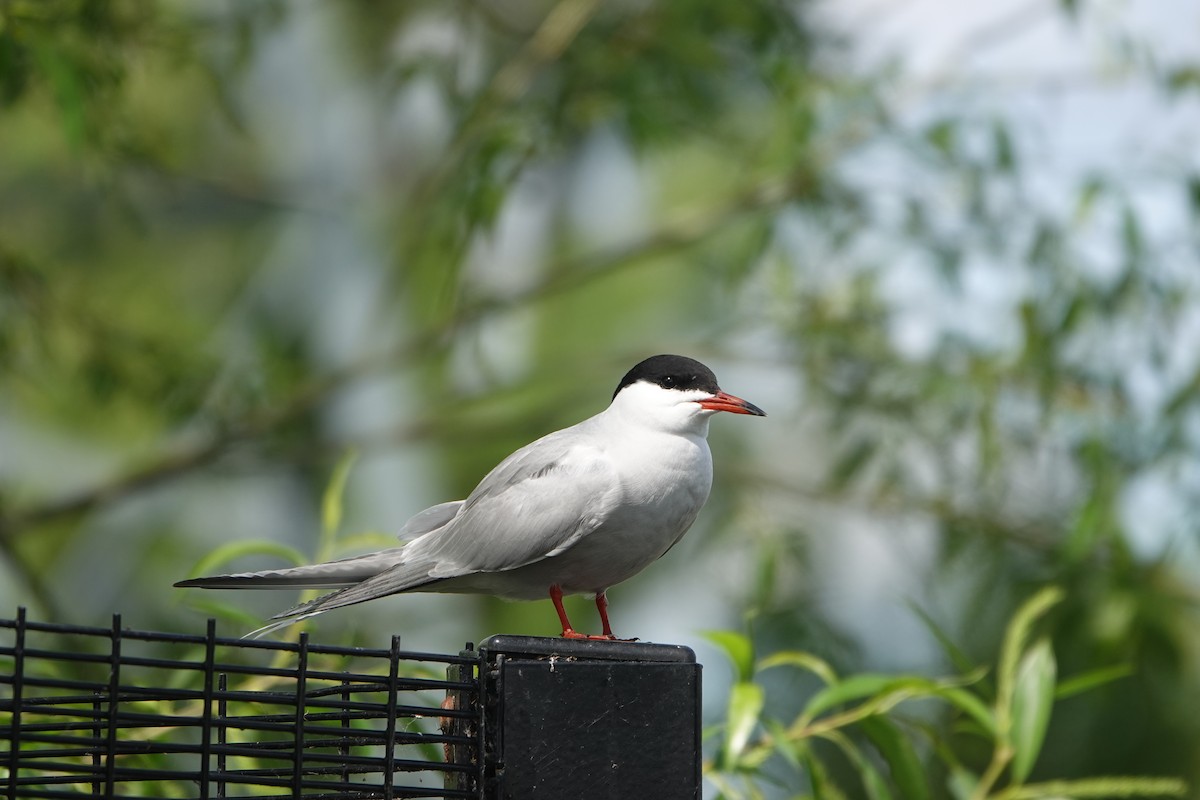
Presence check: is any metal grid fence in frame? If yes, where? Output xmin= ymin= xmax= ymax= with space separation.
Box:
xmin=0 ymin=608 xmax=481 ymax=799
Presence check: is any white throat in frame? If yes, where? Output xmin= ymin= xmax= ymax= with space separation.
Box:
xmin=604 ymin=381 xmax=714 ymax=439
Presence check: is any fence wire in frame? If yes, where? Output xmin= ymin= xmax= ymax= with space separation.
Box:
xmin=0 ymin=609 xmax=482 ymax=799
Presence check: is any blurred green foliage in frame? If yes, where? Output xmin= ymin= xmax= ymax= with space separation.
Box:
xmin=1 ymin=0 xmax=1199 ymax=796
xmin=706 ymin=588 xmax=1186 ymax=799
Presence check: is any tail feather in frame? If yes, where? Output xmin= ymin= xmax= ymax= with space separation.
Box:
xmin=240 ymin=587 xmax=356 ymax=640
xmin=245 ymin=610 xmax=328 ymax=640
xmin=175 ymin=547 xmax=408 ymax=590
xmin=267 ymin=586 xmax=359 ymax=621
xmin=177 ymin=540 xmax=472 ymax=639
xmin=241 ymin=559 xmax=453 ymax=640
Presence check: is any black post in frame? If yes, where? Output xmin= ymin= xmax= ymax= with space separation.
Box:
xmin=478 ymin=636 xmax=701 ymax=800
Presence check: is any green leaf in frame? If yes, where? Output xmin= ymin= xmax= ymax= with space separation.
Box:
xmin=1121 ymin=205 xmax=1143 ymax=262
xmin=760 ymin=716 xmax=804 ymax=770
xmin=799 ymin=669 xmax=991 ymax=735
xmin=1162 ymin=368 xmax=1200 ymax=417
xmin=181 ymin=597 xmax=269 ymax=629
xmin=1057 ymin=295 xmax=1086 ymax=336
xmin=704 ymin=630 xmax=756 ymax=683
xmin=1073 ymin=176 xmax=1105 ymax=225
xmin=829 ymin=438 xmax=875 ymax=488
xmin=997 ymin=587 xmax=1064 ymax=731
xmin=1055 ymin=664 xmax=1133 ymax=700
xmin=1188 ymin=175 xmax=1200 ymax=221
xmin=817 ymin=729 xmax=893 ymax=800
xmin=947 ymin=766 xmax=980 ymax=800
xmin=757 ymin=650 xmax=838 ymax=685
xmin=1166 ymin=66 xmax=1200 ymax=94
xmin=804 ymin=750 xmax=849 ymax=800
xmin=802 ymin=673 xmax=909 ymax=720
xmin=722 ymin=681 xmax=764 ymax=769
xmin=925 ymin=119 xmax=957 ymax=160
xmin=1010 ymin=637 xmax=1057 ymax=783
xmin=935 ymin=686 xmax=998 ymax=737
xmin=993 ymin=121 xmax=1015 ymax=172
xmin=1026 ymin=223 xmax=1061 ymax=266
xmin=860 ymin=716 xmax=930 ymax=800
xmin=906 ymin=601 xmax=979 ymax=678
xmin=31 ymin=41 xmax=88 ymax=148
xmin=180 ymin=540 xmax=309 ymax=582
xmin=993 ymin=776 xmax=1187 ymax=799
xmin=703 ymin=771 xmax=739 ymax=800
xmin=748 ymin=537 xmax=779 ymax=615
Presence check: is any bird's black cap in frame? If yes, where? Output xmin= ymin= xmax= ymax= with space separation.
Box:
xmin=613 ymin=354 xmax=720 ymax=399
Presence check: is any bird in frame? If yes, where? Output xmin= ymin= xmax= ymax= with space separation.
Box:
xmin=176 ymin=354 xmax=765 ymax=640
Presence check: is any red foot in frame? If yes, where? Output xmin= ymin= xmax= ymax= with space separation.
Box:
xmin=550 ymin=586 xmax=639 ymax=641
xmin=560 ymin=629 xmax=639 ymax=642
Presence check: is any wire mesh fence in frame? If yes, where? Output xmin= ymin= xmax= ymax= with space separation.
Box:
xmin=0 ymin=608 xmax=482 ymax=799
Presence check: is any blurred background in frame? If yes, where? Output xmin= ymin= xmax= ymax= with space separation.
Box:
xmin=1 ymin=0 xmax=1198 ymax=794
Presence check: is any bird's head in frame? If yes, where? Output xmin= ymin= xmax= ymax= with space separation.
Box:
xmin=609 ymin=354 xmax=765 ymax=434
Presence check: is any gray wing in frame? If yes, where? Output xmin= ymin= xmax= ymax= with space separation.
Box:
xmin=410 ymin=426 xmax=620 ymax=574
xmin=396 ymin=500 xmax=464 ymax=541
xmin=252 ymin=428 xmax=620 ymax=627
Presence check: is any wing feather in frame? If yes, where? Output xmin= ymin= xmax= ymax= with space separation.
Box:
xmin=406 ymin=427 xmax=619 ymax=573
xmin=396 ymin=500 xmax=463 ymax=541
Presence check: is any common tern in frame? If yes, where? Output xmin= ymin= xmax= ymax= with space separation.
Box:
xmin=176 ymin=354 xmax=765 ymax=639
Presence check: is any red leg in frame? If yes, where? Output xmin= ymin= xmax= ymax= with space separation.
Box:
xmin=595 ymin=591 xmax=638 ymax=641
xmin=549 ymin=586 xmax=632 ymax=640
xmin=550 ymin=585 xmax=586 ymax=638
xmin=595 ymin=591 xmax=615 ymax=638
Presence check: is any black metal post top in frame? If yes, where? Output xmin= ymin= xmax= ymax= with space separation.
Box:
xmin=478 ymin=634 xmax=696 ymax=663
